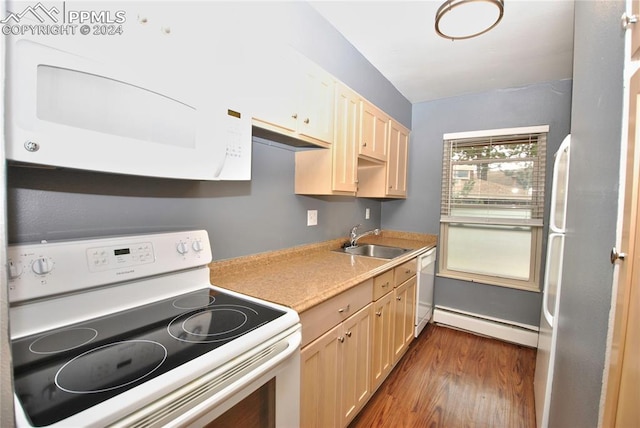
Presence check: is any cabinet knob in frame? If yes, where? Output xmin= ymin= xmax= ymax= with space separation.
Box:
xmin=338 ymin=336 xmax=345 ymax=343
xmin=292 ymin=113 xmax=298 ymax=119
xmin=338 ymin=304 xmax=350 ymax=314
xmin=396 ymin=296 xmax=402 ymax=301
xmin=611 ymin=247 xmax=627 ymax=264
xmin=622 ymin=12 xmax=638 ymax=30
xmin=345 ymin=331 xmax=352 ymax=338
xmin=363 ymin=142 xmax=367 ymax=147
xmin=382 ymin=282 xmax=389 ymax=288
xmin=405 ymin=269 xmax=411 ymax=274
xmin=376 ymin=310 xmax=382 ymax=317
xmin=304 ymin=118 xmax=310 ymax=124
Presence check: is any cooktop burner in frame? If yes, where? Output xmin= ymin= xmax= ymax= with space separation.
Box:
xmin=55 ymin=340 xmax=168 ymax=394
xmin=168 ymin=305 xmax=258 ymax=344
xmin=11 ymin=287 xmax=286 ymax=427
xmin=29 ymin=328 xmax=98 ymax=355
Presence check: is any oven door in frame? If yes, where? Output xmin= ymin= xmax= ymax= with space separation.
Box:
xmin=108 ymin=325 xmax=301 ymax=428
xmin=6 ymin=35 xmax=250 ymax=180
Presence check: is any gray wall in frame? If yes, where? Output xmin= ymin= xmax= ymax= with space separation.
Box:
xmin=8 ymin=140 xmax=382 ymax=260
xmin=549 ymin=1 xmax=624 ymax=426
xmin=382 ymin=80 xmax=573 ymax=326
xmin=201 ymin=1 xmax=412 ymax=129
xmin=6 ymin=2 xmax=411 ymax=260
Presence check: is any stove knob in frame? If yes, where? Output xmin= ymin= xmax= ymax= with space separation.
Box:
xmin=192 ymin=240 xmax=204 ymax=253
xmin=8 ymin=259 xmax=23 ymax=279
xmin=176 ymin=242 xmax=189 ymax=255
xmin=32 ymin=257 xmax=53 ymax=275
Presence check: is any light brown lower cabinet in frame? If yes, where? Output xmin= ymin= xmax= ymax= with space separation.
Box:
xmin=300 ymin=304 xmax=372 ymax=428
xmin=300 ymin=259 xmax=418 ymax=427
xmin=301 ymin=322 xmax=341 ymax=428
xmin=393 ymin=275 xmax=416 ymax=363
xmin=370 ymin=291 xmax=394 ymax=392
xmin=340 ymin=305 xmax=373 ymax=425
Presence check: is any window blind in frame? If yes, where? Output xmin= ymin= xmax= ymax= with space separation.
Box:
xmin=441 ymin=132 xmax=547 ymax=226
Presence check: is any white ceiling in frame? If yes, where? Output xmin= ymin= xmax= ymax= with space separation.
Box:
xmin=309 ymin=0 xmax=575 ymax=104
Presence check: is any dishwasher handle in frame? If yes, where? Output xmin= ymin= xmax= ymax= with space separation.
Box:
xmin=418 ymin=248 xmax=437 ymax=270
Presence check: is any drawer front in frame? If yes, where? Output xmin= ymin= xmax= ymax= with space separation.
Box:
xmin=372 ymin=270 xmax=393 ymax=301
xmin=300 ymin=278 xmax=373 ymax=347
xmin=394 ymin=258 xmax=417 ymax=286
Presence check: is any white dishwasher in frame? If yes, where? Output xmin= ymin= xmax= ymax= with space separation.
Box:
xmin=415 ymin=247 xmax=436 ymax=337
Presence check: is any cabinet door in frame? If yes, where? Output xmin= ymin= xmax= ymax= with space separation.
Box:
xmin=359 ymin=101 xmax=388 ymax=161
xmin=250 ymin=44 xmax=298 ymax=133
xmin=340 ymin=304 xmax=372 ymax=427
xmin=632 ymin=0 xmax=640 ymax=60
xmin=301 ymin=323 xmax=342 ymax=428
xmin=371 ymin=292 xmax=394 ymax=392
xmin=298 ymin=57 xmax=335 ymax=144
xmin=403 ymin=276 xmax=417 ymax=348
xmin=333 ymin=84 xmax=359 ymax=192
xmin=392 ymin=276 xmax=417 ymax=363
xmin=386 ymin=120 xmax=409 ymax=197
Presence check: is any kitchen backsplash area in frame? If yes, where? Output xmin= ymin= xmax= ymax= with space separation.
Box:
xmin=7 ymin=139 xmax=382 ymax=261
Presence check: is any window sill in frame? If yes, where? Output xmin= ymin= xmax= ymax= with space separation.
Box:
xmin=436 ymin=271 xmax=541 ymax=293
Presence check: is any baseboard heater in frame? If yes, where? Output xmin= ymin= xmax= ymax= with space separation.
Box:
xmin=433 ymin=306 xmax=539 ymax=347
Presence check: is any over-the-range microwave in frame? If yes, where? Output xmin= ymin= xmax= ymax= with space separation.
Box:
xmin=6 ymin=32 xmax=251 ymax=181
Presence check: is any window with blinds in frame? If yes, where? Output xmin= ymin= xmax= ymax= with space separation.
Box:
xmin=438 ymin=126 xmax=548 ymax=290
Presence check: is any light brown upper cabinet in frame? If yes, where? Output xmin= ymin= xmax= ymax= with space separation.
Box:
xmin=631 ymin=0 xmax=640 ymax=60
xmin=386 ymin=120 xmax=409 ymax=197
xmin=290 ymin=52 xmax=410 ymax=199
xmin=295 ymin=83 xmax=359 ymax=195
xmin=356 ymin=120 xmax=409 ymax=199
xmin=359 ymin=101 xmax=389 ymax=162
xmin=251 ymin=47 xmax=335 ymax=148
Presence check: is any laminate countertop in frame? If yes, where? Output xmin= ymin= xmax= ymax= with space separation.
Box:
xmin=208 ymin=230 xmax=437 ymax=314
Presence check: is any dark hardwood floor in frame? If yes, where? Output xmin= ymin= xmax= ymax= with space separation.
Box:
xmin=349 ymin=324 xmax=537 ymax=428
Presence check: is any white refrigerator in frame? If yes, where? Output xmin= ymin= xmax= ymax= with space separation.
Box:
xmin=534 ymin=134 xmax=571 ymax=428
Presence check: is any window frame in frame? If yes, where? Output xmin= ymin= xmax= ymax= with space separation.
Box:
xmin=437 ymin=125 xmax=549 ymax=291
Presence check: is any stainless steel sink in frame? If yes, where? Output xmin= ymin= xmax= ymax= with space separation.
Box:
xmin=334 ymin=244 xmax=411 ymax=260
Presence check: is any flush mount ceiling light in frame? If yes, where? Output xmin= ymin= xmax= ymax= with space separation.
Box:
xmin=435 ymin=0 xmax=504 ymax=41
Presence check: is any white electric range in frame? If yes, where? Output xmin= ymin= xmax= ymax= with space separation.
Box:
xmin=8 ymin=230 xmax=301 ymax=427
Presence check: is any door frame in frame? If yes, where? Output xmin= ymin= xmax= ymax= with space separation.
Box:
xmin=601 ymin=50 xmax=640 ymax=428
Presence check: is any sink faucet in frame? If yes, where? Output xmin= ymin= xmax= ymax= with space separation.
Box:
xmin=348 ymin=224 xmax=380 ymax=248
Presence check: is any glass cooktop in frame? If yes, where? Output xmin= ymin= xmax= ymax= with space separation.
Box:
xmin=11 ymin=287 xmax=286 ymax=427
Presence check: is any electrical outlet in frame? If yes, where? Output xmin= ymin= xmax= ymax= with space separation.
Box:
xmin=307 ymin=210 xmax=318 ymax=226
xmin=365 ymin=208 xmax=371 ymax=220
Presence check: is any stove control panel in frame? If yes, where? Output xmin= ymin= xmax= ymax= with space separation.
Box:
xmin=86 ymin=241 xmax=154 ymax=272
xmin=7 ymin=230 xmax=212 ymax=304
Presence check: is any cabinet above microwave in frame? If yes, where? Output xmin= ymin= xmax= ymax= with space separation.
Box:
xmin=6 ymin=37 xmax=251 ymax=181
